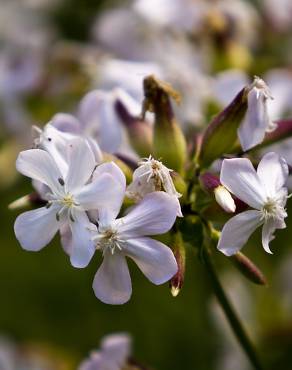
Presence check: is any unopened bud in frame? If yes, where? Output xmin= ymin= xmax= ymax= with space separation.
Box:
xmin=170 ymin=233 xmax=186 ymax=297
xmin=214 ymin=186 xmax=236 ymax=213
xmin=143 ymin=75 xmax=187 ymax=174
xmin=8 ymin=192 xmax=46 ymax=210
xmin=8 ymin=195 xmax=30 ymax=210
xmin=200 ymin=172 xmax=235 ymax=213
xmin=259 ymin=119 xmax=292 ymax=149
xmin=199 ymin=87 xmax=248 ymax=167
xmin=115 ymin=99 xmax=153 ymax=157
xmin=231 ymin=252 xmax=267 ymax=286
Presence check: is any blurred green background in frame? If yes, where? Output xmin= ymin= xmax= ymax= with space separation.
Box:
xmin=1 ymin=0 xmax=292 ymax=369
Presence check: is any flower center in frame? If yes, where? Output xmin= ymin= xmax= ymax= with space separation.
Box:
xmin=261 ymin=198 xmax=286 ymax=221
xmin=61 ymin=194 xmax=75 ymax=208
xmin=46 ymin=192 xmax=79 ymax=222
xmin=94 ymin=227 xmax=124 ymax=255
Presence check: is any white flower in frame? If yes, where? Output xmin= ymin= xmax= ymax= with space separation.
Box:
xmin=14 ymin=138 xmax=123 ymax=268
xmin=90 ymin=164 xmax=178 ymax=304
xmin=238 ymin=76 xmax=275 ymax=151
xmin=214 ymin=185 xmax=236 ymax=213
xmin=217 ymin=152 xmax=289 ymax=255
xmin=126 ymin=156 xmax=183 ymax=216
xmin=79 ymin=333 xmax=131 ymax=370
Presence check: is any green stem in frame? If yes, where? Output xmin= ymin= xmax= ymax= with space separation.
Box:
xmin=202 ymin=246 xmax=264 ymax=370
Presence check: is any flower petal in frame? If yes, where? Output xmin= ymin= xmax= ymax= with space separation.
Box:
xmin=217 ymin=210 xmax=263 ymax=256
xmin=65 ymin=138 xmax=96 ymax=192
xmin=124 ymin=237 xmax=177 ymax=284
xmin=69 ymin=210 xmax=96 ymax=268
xmin=78 ymin=90 xmax=123 ymax=153
xmin=262 ymin=217 xmax=286 ymax=254
xmin=14 ymin=205 xmax=60 ymax=251
xmin=16 ymin=149 xmax=63 ymax=194
xmin=93 ymin=251 xmax=132 ymax=304
xmin=101 ymin=334 xmax=131 ymax=366
xmin=220 ymin=158 xmax=265 ymax=209
xmin=115 ymin=192 xmax=178 ymax=238
xmin=238 ymin=88 xmax=271 ymax=151
xmin=257 ymin=152 xmax=289 ymax=197
xmin=93 ymin=162 xmax=126 ymax=190
xmin=51 ymin=113 xmax=81 ymax=134
xmin=75 ymin=173 xmax=125 ymax=224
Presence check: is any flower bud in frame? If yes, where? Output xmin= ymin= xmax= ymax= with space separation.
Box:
xmin=143 ymin=75 xmax=187 ymax=174
xmin=8 ymin=192 xmax=46 ymax=210
xmin=169 ymin=233 xmax=186 ymax=297
xmin=231 ymin=252 xmax=267 ymax=286
xmin=115 ymin=99 xmax=153 ymax=157
xmin=259 ymin=119 xmax=292 ymax=149
xmin=214 ymin=186 xmax=236 ymax=213
xmin=198 ymin=87 xmax=248 ymax=167
xmin=200 ymin=172 xmax=235 ymax=213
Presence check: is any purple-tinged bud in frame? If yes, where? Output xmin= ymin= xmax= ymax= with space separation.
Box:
xmin=231 ymin=252 xmax=267 ymax=286
xmin=259 ymin=119 xmax=292 ymax=149
xmin=170 ymin=233 xmax=186 ymax=297
xmin=198 ymin=87 xmax=248 ymax=167
xmin=200 ymin=172 xmax=235 ymax=213
xmin=200 ymin=172 xmax=221 ymax=192
xmin=115 ymin=99 xmax=153 ymax=157
xmin=143 ymin=75 xmax=187 ymax=174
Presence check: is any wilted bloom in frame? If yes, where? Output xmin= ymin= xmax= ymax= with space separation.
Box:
xmin=79 ymin=333 xmax=131 ymax=370
xmin=127 ymin=156 xmax=182 ymax=216
xmin=217 ymin=152 xmax=289 ymax=255
xmin=238 ymin=76 xmax=275 ymax=151
xmin=90 ymin=164 xmax=178 ymax=304
xmin=14 ymin=138 xmax=122 ymax=268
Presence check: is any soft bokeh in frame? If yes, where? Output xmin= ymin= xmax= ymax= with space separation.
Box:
xmin=1 ymin=0 xmax=292 ymax=369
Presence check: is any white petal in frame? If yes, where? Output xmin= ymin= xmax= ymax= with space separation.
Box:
xmin=51 ymin=113 xmax=81 ymax=134
xmin=257 ymin=152 xmax=289 ymax=197
xmin=35 ymin=124 xmax=72 ymax=174
xmin=101 ymin=334 xmax=131 ymax=365
xmin=78 ymin=90 xmax=123 ymax=153
xmin=59 ymin=223 xmax=72 ymax=255
xmin=93 ymin=251 xmax=132 ymax=304
xmin=217 ymin=210 xmax=263 ymax=256
xmin=220 ymin=158 xmax=265 ymax=209
xmin=75 ymin=173 xmax=125 ymax=224
xmin=262 ymin=218 xmax=286 ymax=254
xmin=14 ymin=205 xmax=60 ymax=251
xmin=69 ymin=210 xmax=96 ymax=268
xmin=93 ymin=162 xmax=126 ymax=190
xmin=115 ymin=192 xmax=178 ymax=238
xmin=86 ymin=137 xmax=103 ymax=163
xmin=65 ymin=138 xmax=96 ymax=192
xmin=124 ymin=237 xmax=178 ymax=284
xmin=238 ymin=88 xmax=271 ymax=151
xmin=16 ymin=149 xmax=63 ymax=194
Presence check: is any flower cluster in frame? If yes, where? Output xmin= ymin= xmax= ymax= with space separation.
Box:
xmin=12 ymin=71 xmax=291 ymax=309
xmin=14 ymin=114 xmax=180 ymax=304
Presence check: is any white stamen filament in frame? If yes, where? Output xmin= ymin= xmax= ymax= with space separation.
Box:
xmin=260 ymin=197 xmax=287 ymax=221
xmin=93 ymin=227 xmax=124 ymax=255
